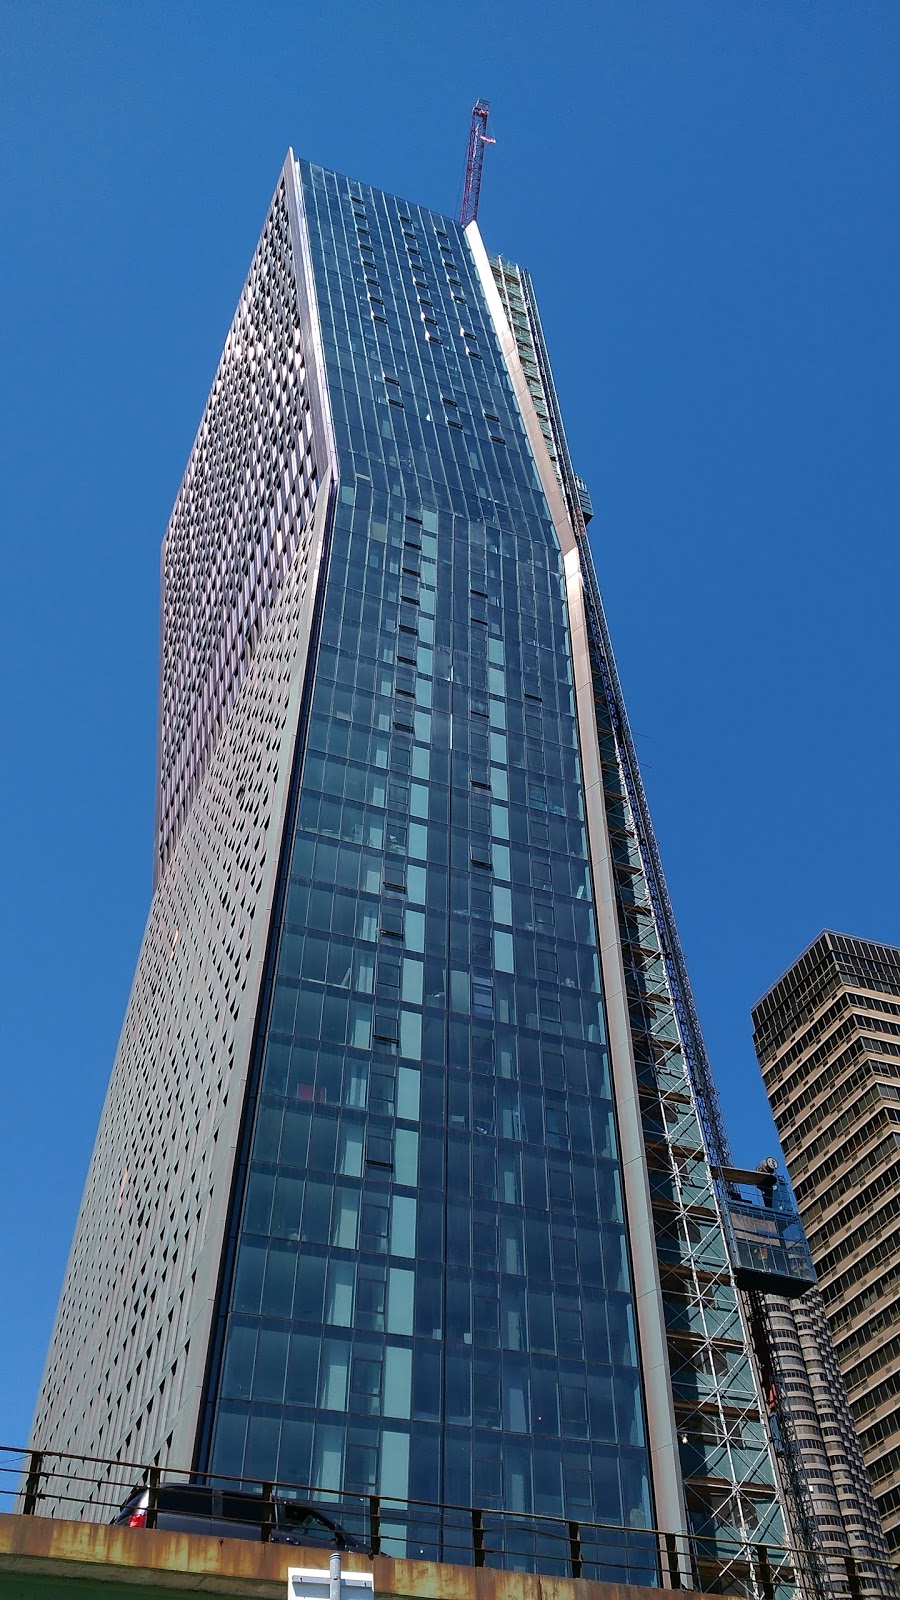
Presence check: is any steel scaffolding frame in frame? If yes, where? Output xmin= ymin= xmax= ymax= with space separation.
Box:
xmin=489 ymin=256 xmax=829 ymax=1599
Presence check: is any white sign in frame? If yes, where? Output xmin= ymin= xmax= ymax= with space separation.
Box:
xmin=288 ymin=1556 xmax=375 ymax=1600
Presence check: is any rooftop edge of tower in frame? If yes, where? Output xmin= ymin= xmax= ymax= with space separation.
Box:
xmin=752 ymin=928 xmax=900 ymax=1031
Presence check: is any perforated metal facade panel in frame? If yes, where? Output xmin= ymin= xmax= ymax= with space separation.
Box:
xmin=155 ymin=170 xmax=324 ymax=882
xmin=30 ymin=157 xmax=336 ymax=1513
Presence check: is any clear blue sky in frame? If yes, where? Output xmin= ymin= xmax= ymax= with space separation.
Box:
xmin=1 ymin=0 xmax=898 ymax=1452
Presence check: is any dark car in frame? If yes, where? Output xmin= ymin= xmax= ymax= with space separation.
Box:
xmin=112 ymin=1482 xmax=362 ymax=1549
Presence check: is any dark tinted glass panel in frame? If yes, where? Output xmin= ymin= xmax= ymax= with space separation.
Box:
xmin=221 ymin=1492 xmax=265 ymax=1523
xmin=159 ymin=1487 xmax=215 ymax=1516
xmin=201 ymin=162 xmax=652 ymax=1568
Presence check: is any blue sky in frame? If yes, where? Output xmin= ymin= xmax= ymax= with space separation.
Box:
xmin=1 ymin=0 xmax=898 ymax=1452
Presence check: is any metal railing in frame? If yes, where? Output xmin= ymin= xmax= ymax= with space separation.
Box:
xmin=2 ymin=1444 xmax=898 ymax=1599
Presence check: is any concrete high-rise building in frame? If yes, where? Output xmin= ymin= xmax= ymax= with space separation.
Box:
xmin=762 ymin=1289 xmax=892 ymax=1576
xmin=753 ymin=932 xmax=900 ymax=1559
xmin=32 ymin=150 xmax=829 ymax=1584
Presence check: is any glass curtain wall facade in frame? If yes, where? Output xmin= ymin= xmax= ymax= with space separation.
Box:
xmin=200 ymin=159 xmax=651 ymax=1547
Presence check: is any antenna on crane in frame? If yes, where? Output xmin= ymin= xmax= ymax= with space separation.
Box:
xmin=459 ymin=98 xmax=495 ymax=228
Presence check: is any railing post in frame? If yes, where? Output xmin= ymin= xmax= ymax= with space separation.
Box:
xmin=22 ymin=1452 xmax=43 ymax=1517
xmin=369 ymin=1495 xmax=382 ymax=1557
xmin=568 ymin=1520 xmax=583 ymax=1580
xmin=472 ymin=1507 xmax=485 ymax=1569
xmin=846 ymin=1556 xmax=863 ymax=1600
xmin=145 ymin=1466 xmax=161 ymax=1531
xmin=260 ymin=1481 xmax=274 ymax=1542
xmin=665 ymin=1531 xmax=683 ymax=1590
xmin=754 ymin=1544 xmax=775 ymax=1600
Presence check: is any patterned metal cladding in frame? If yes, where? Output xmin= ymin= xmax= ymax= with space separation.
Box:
xmin=29 ymin=157 xmax=335 ymax=1514
xmin=155 ymin=171 xmax=321 ymax=883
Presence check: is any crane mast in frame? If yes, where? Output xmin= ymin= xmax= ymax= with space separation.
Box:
xmin=459 ymin=98 xmax=495 ymax=227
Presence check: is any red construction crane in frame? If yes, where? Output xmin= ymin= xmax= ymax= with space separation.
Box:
xmin=459 ymin=99 xmax=495 ymax=228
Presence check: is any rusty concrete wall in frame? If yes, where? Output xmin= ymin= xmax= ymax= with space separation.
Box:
xmin=0 ymin=1514 xmax=711 ymax=1600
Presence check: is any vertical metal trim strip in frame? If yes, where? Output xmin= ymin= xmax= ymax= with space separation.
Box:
xmin=464 ymin=220 xmax=689 ymax=1542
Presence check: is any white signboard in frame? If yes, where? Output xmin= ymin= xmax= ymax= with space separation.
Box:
xmin=289 ymin=1557 xmax=375 ymax=1600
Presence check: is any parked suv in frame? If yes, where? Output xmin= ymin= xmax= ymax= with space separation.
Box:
xmin=112 ymin=1482 xmax=362 ymax=1549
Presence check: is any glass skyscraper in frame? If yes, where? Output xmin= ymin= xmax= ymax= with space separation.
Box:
xmin=31 ymin=152 xmax=805 ymax=1583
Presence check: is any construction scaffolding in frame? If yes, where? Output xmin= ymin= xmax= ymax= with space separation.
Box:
xmin=488 ymin=256 xmax=845 ymax=1600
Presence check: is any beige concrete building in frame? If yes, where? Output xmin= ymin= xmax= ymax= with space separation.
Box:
xmin=753 ymin=932 xmax=900 ymax=1558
